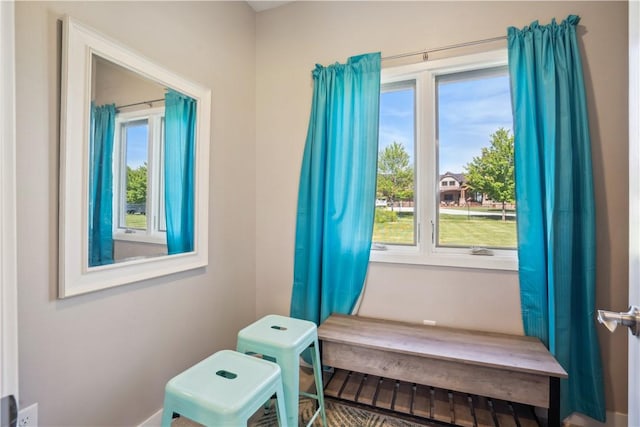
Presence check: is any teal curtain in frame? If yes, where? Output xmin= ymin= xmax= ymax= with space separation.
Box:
xmin=508 ymin=15 xmax=605 ymax=421
xmin=290 ymin=53 xmax=381 ymax=326
xmin=164 ymin=89 xmax=196 ymax=255
xmin=88 ymin=103 xmax=116 ymax=267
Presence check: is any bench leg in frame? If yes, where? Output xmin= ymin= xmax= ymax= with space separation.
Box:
xmin=548 ymin=377 xmax=561 ymax=427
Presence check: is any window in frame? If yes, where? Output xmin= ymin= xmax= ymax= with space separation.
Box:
xmin=371 ymin=50 xmax=517 ymax=270
xmin=375 ymin=81 xmax=416 ymax=246
xmin=112 ymin=107 xmax=166 ymax=244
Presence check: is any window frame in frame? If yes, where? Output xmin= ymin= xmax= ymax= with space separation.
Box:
xmin=112 ymin=106 xmax=166 ymax=245
xmin=370 ymin=49 xmax=518 ymax=271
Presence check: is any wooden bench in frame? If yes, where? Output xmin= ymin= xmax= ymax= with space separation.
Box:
xmin=317 ymin=314 xmax=567 ymax=427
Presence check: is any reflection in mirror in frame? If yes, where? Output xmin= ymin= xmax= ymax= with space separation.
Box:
xmin=88 ymin=55 xmax=195 ymax=267
xmin=59 ymin=16 xmax=210 ymax=297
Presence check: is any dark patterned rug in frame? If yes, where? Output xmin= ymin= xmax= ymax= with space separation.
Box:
xmin=172 ymin=398 xmax=433 ymax=426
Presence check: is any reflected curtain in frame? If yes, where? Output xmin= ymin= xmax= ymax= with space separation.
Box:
xmin=290 ymin=53 xmax=381 ymax=326
xmin=508 ymin=15 xmax=605 ymax=421
xmin=164 ymin=89 xmax=196 ymax=255
xmin=88 ymin=103 xmax=116 ymax=267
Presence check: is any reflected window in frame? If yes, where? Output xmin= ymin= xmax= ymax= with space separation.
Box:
xmin=122 ymin=119 xmax=148 ymax=230
xmin=113 ymin=108 xmax=166 ymax=244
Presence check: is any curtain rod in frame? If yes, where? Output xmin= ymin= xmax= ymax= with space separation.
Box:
xmin=382 ymin=35 xmax=507 ymax=61
xmin=116 ymin=98 xmax=165 ymax=110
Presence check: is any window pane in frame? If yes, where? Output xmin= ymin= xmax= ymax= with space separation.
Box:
xmin=436 ymin=67 xmax=516 ymax=249
xmin=374 ymin=81 xmax=416 ymax=246
xmin=123 ymin=120 xmax=148 ymax=230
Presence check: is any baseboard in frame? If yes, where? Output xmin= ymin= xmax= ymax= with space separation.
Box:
xmin=564 ymin=411 xmax=628 ymax=427
xmin=138 ymin=409 xmax=163 ymax=427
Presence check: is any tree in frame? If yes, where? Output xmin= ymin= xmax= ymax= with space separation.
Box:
xmin=377 ymin=141 xmax=414 ymax=210
xmin=464 ymin=128 xmax=515 ymax=221
xmin=127 ymin=163 xmax=148 ymax=205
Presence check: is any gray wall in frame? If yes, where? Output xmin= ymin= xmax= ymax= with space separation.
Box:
xmin=255 ymin=1 xmax=629 ymax=416
xmin=15 ymin=2 xmax=256 ymax=425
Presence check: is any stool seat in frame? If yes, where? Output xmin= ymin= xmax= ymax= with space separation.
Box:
xmin=238 ymin=314 xmax=317 ymax=353
xmin=162 ymin=350 xmax=288 ymax=427
xmin=237 ymin=315 xmax=327 ymax=427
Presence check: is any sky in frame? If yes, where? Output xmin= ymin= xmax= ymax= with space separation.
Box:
xmin=379 ymin=73 xmax=513 ymax=175
xmin=125 ymin=122 xmax=148 ymax=169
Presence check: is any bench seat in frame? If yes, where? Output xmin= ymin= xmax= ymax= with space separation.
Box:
xmin=317 ymin=314 xmax=567 ymax=427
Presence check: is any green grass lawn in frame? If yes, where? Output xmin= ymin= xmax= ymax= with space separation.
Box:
xmin=125 ymin=214 xmax=147 ymax=229
xmin=373 ymin=213 xmax=416 ymax=245
xmin=373 ymin=212 xmax=517 ymax=248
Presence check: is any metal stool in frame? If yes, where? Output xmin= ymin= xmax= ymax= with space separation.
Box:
xmin=237 ymin=314 xmax=327 ymax=427
xmin=161 ymin=349 xmax=288 ymax=427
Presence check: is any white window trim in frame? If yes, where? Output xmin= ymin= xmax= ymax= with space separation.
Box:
xmin=371 ymin=49 xmax=518 ymax=271
xmin=112 ymin=107 xmax=166 ymax=245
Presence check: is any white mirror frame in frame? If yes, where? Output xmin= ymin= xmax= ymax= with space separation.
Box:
xmin=59 ymin=16 xmax=211 ymax=298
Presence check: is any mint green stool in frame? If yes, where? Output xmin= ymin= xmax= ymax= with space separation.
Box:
xmin=161 ymin=349 xmax=288 ymax=427
xmin=236 ymin=315 xmax=327 ymax=427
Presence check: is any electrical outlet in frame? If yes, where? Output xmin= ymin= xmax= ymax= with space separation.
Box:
xmin=18 ymin=403 xmax=38 ymax=427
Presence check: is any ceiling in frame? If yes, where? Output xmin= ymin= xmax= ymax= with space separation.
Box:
xmin=246 ymin=1 xmax=293 ymax=12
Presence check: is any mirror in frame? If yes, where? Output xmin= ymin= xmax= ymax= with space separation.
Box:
xmin=59 ymin=16 xmax=211 ymax=297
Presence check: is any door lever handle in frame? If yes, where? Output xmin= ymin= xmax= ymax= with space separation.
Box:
xmin=597 ymin=306 xmax=640 ymax=336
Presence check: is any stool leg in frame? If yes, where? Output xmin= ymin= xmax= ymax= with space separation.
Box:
xmin=310 ymin=340 xmax=328 ymax=427
xmin=236 ymin=343 xmax=274 ymax=414
xmin=235 ymin=340 xmax=248 ymax=355
xmin=274 ymin=380 xmax=289 ymax=427
xmin=160 ymin=406 xmax=174 ymax=427
xmin=278 ymin=352 xmax=301 ymax=427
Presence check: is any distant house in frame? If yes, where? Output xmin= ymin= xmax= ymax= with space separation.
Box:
xmin=439 ymin=172 xmax=467 ymax=206
xmin=439 ymin=172 xmax=515 ymax=208
xmin=439 ymin=172 xmax=485 ymax=206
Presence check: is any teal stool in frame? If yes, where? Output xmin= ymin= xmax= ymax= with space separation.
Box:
xmin=161 ymin=349 xmax=288 ymax=427
xmin=236 ymin=315 xmax=327 ymax=427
